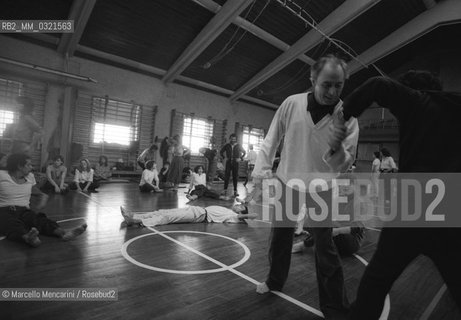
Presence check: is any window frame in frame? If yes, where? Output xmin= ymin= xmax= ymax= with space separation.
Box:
xmin=90 ymin=96 xmax=141 ymax=149
xmin=182 ymin=116 xmax=214 ymax=156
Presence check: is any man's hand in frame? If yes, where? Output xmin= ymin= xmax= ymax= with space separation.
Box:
xmin=328 ymin=111 xmax=347 ymax=152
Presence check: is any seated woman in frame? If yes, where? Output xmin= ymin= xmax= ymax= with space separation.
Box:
xmin=139 ymin=160 xmax=162 ymax=193
xmin=0 ymin=153 xmax=87 ymax=247
xmin=42 ymin=155 xmax=69 ymax=194
xmin=186 ymin=165 xmax=230 ymax=201
xmin=70 ymin=158 xmax=99 ymax=193
xmin=120 ymin=200 xmax=257 ymax=227
xmin=94 ymin=155 xmax=112 ymax=182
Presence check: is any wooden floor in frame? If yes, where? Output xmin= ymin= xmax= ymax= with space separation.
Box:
xmin=0 ymin=182 xmax=459 ymax=320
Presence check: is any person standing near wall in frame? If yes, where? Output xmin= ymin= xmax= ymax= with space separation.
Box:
xmin=9 ymin=96 xmax=43 ymax=155
xmin=220 ymin=133 xmax=246 ymax=197
xmin=137 ymin=143 xmax=158 ymax=170
xmin=370 ymin=151 xmax=381 ymax=198
xmin=166 ymin=134 xmax=190 ymax=191
xmin=243 ymin=144 xmax=257 ymax=187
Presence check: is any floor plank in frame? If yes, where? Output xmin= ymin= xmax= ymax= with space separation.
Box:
xmin=0 ymin=182 xmax=459 ymax=319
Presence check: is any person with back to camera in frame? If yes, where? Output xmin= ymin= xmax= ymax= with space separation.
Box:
xmin=339 ymin=70 xmax=461 ymax=319
xmin=166 ymin=134 xmax=190 ymax=191
xmin=137 ymin=143 xmax=158 ymax=170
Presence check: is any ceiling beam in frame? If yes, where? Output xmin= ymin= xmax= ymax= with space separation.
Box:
xmin=229 ymin=0 xmax=381 ymax=102
xmin=347 ymin=0 xmax=461 ymax=76
xmin=162 ymin=0 xmax=253 ymax=84
xmin=12 ymin=33 xmax=279 ymax=108
xmin=57 ymin=0 xmax=96 ymax=57
xmin=76 ymin=45 xmax=278 ymax=109
xmin=191 ymin=0 xmax=315 ymax=65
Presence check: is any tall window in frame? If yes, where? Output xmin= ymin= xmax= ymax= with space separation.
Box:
xmin=91 ymin=97 xmax=140 ymax=147
xmin=0 ymin=78 xmax=23 ymax=137
xmin=242 ymin=126 xmax=264 ymax=153
xmin=182 ymin=117 xmax=214 ymax=155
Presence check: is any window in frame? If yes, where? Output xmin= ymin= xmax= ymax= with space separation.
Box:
xmin=91 ymin=97 xmax=140 ymax=147
xmin=0 ymin=110 xmax=15 ymax=137
xmin=242 ymin=126 xmax=264 ymax=153
xmin=182 ymin=117 xmax=214 ymax=155
xmin=0 ymin=78 xmax=23 ymax=137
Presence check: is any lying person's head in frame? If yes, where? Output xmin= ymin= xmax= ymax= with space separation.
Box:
xmin=232 ymin=203 xmax=248 ymax=214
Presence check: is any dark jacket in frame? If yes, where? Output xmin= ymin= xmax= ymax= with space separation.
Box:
xmin=220 ymin=143 xmax=246 ymax=162
xmin=342 ymin=76 xmax=461 ymax=173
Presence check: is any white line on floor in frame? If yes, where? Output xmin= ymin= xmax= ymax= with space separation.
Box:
xmin=419 ymin=284 xmax=447 ymax=320
xmin=146 ymin=226 xmax=324 ymax=318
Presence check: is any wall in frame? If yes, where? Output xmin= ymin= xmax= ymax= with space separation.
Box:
xmin=0 ymin=35 xmax=276 ymax=166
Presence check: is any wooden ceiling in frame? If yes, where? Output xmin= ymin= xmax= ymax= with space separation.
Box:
xmin=1 ymin=0 xmax=460 ymax=109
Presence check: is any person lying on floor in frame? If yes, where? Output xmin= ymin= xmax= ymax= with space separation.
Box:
xmin=186 ymin=165 xmax=230 ymax=201
xmin=120 ymin=201 xmax=257 ymax=227
xmin=0 ymin=153 xmax=87 ymax=247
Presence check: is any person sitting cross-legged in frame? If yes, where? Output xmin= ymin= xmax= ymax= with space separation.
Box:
xmin=139 ymin=160 xmax=162 ymax=193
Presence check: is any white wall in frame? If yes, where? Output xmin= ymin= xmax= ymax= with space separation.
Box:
xmin=0 ymin=35 xmax=276 ymax=164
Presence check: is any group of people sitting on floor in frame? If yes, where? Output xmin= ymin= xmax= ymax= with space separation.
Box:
xmin=41 ymin=154 xmax=112 ymax=194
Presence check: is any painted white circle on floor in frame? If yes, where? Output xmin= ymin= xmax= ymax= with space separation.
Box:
xmin=121 ymin=230 xmax=251 ymax=274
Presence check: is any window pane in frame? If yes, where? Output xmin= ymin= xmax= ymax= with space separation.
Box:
xmin=93 ymin=122 xmax=131 ymax=145
xmin=0 ymin=110 xmax=15 ymax=137
xmin=182 ymin=117 xmax=214 ymax=155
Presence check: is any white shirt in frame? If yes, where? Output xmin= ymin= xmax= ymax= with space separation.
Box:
xmin=139 ymin=169 xmax=159 ymax=186
xmin=189 ymin=172 xmax=206 ymax=190
xmin=205 ymin=206 xmax=240 ymax=223
xmin=134 ymin=206 xmax=207 ymax=226
xmin=74 ymin=168 xmax=94 ymax=183
xmin=246 ymin=150 xmax=258 ymax=165
xmin=252 ymin=92 xmax=359 ymax=191
xmin=372 ymin=158 xmax=381 ymax=173
xmin=380 ymin=156 xmax=397 ymax=171
xmin=0 ymin=170 xmax=35 ymax=207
